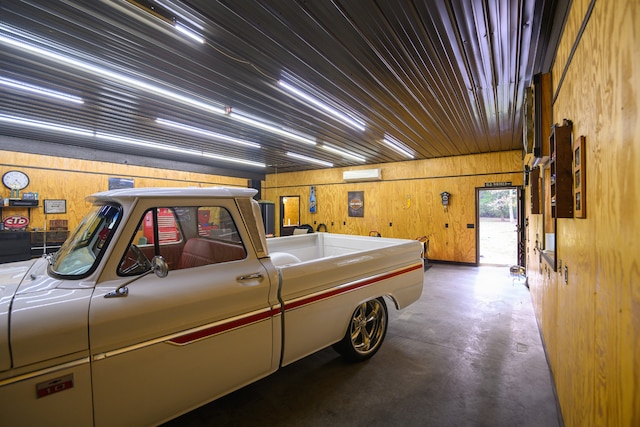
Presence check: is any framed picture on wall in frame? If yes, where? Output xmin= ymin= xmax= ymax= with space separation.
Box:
xmin=44 ymin=199 xmax=67 ymax=214
xmin=573 ymin=136 xmax=586 ymax=218
xmin=348 ymin=191 xmax=364 ymax=217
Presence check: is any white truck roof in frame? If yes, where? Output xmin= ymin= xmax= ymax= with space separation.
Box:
xmin=88 ymin=186 xmax=258 ymax=202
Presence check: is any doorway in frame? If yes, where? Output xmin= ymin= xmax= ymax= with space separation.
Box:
xmin=477 ymin=187 xmax=520 ymax=266
xmin=279 ymin=195 xmax=300 ymax=236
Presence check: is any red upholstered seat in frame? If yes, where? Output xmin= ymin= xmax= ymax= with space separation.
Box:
xmin=178 ymin=238 xmax=246 ymax=269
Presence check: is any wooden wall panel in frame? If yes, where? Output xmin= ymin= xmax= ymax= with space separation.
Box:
xmin=265 ymin=151 xmax=523 ymax=264
xmin=526 ymin=0 xmax=640 ymax=425
xmin=1 ymin=150 xmax=247 ymax=232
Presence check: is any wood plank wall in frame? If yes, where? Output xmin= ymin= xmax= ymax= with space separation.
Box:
xmin=525 ymin=0 xmax=640 ymax=425
xmin=0 ymin=150 xmax=248 ymax=232
xmin=264 ymin=151 xmax=522 ymax=264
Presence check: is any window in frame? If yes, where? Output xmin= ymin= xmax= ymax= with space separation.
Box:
xmin=51 ymin=204 xmax=121 ymax=278
xmin=118 ymin=205 xmax=246 ymax=276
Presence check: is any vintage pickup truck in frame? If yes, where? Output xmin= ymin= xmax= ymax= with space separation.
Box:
xmin=0 ymin=187 xmax=424 ymax=426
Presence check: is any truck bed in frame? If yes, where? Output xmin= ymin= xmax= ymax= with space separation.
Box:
xmin=267 ymin=232 xmax=419 ymax=262
xmin=266 ymin=232 xmax=424 ymax=366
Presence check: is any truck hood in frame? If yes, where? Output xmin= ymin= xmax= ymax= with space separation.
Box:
xmin=0 ymin=257 xmax=93 ymax=372
xmin=0 ymin=258 xmax=37 ymax=289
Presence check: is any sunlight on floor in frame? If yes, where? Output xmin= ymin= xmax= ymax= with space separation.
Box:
xmin=479 ymin=217 xmax=518 ymax=265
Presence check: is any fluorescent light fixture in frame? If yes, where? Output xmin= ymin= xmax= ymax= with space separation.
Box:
xmin=0 ymin=24 xmax=225 ymax=116
xmin=0 ymin=113 xmax=264 ymax=168
xmin=97 ymin=132 xmax=264 ymax=167
xmin=383 ymin=135 xmax=414 ymax=159
xmin=278 ymin=80 xmax=366 ymax=132
xmin=156 ymin=118 xmax=260 ymax=148
xmin=0 ymin=114 xmax=93 ymax=137
xmin=287 ymin=152 xmax=333 ymax=168
xmin=0 ymin=76 xmax=83 ymax=104
xmin=229 ymin=110 xmax=317 ymax=146
xmin=199 ymin=152 xmax=265 ymax=168
xmin=96 ymin=132 xmax=186 ymax=153
xmin=174 ymin=23 xmax=204 ymax=44
xmin=320 ymin=143 xmax=366 ymax=162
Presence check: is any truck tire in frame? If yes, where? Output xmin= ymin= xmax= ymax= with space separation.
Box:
xmin=332 ymin=297 xmax=388 ymax=362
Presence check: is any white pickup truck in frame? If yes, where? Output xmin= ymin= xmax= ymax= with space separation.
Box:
xmin=0 ymin=187 xmax=424 ymax=426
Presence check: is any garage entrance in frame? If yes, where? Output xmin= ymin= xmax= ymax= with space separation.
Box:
xmin=477 ymin=187 xmax=520 ymax=266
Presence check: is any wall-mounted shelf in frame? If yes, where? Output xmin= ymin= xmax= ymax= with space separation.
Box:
xmin=0 ymin=204 xmax=40 ymax=221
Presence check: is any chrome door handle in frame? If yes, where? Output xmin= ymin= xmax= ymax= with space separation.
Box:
xmin=237 ymin=272 xmax=263 ymax=280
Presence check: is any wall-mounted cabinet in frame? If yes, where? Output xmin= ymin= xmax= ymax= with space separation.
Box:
xmin=549 ymin=120 xmax=574 ymax=219
xmin=541 ymin=119 xmax=574 ymax=271
xmin=530 ymin=167 xmax=541 ymax=214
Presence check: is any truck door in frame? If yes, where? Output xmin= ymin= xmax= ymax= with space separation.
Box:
xmin=89 ymin=203 xmax=278 ymax=426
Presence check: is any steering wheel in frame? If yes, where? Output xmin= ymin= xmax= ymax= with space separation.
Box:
xmin=120 ymin=244 xmax=152 ymax=275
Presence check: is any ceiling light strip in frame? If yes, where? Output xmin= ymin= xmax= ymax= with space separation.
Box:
xmin=278 ymin=80 xmax=366 ymax=132
xmin=0 ymin=76 xmax=84 ymax=104
xmin=320 ymin=144 xmax=366 ymax=162
xmin=286 ymin=152 xmax=333 ymax=167
xmin=383 ymin=136 xmax=414 ymax=159
xmin=230 ymin=111 xmax=317 ymax=146
xmin=97 ymin=132 xmax=264 ymax=167
xmin=0 ymin=114 xmax=93 ymax=137
xmin=174 ymin=23 xmax=204 ymax=44
xmin=156 ymin=118 xmax=260 ymax=148
xmin=0 ymin=113 xmax=264 ymax=168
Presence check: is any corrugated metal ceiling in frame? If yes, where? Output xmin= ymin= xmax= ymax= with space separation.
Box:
xmin=0 ymin=0 xmax=567 ymax=177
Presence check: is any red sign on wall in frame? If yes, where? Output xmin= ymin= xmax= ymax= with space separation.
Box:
xmin=3 ymin=215 xmax=29 ymax=229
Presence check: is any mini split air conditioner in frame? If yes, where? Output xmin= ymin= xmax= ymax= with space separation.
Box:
xmin=342 ymin=169 xmax=382 ymax=182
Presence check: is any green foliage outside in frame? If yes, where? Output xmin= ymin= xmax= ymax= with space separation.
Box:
xmin=479 ymin=189 xmax=516 ymax=220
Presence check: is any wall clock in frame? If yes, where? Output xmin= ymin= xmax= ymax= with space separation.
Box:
xmin=2 ymin=170 xmax=30 ymax=190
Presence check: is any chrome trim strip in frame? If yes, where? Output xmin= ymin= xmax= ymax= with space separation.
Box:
xmin=283 ymin=263 xmax=423 ymax=310
xmin=0 ymin=357 xmax=90 ymax=388
xmin=92 ymin=305 xmax=281 ymax=360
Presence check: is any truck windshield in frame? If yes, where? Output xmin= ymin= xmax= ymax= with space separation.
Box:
xmin=51 ymin=204 xmax=121 ymax=277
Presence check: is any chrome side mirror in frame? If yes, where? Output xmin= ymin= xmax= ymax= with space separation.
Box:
xmin=150 ymin=255 xmax=168 ymax=278
xmin=105 ymin=256 xmax=169 ymax=298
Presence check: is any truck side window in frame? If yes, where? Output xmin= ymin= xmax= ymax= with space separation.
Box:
xmin=118 ymin=206 xmax=246 ymax=275
xmin=118 ymin=207 xmax=184 ymax=275
xmin=175 ymin=206 xmax=247 ymax=269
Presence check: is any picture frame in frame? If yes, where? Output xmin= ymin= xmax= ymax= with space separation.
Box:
xmin=573 ymin=136 xmax=586 ymax=218
xmin=44 ymin=199 xmax=67 ymax=214
xmin=348 ymin=191 xmax=364 ymax=217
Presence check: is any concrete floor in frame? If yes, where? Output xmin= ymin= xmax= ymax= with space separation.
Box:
xmin=164 ymin=264 xmax=561 ymax=427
